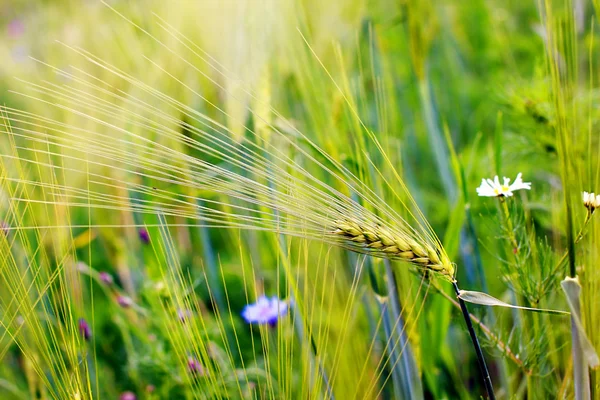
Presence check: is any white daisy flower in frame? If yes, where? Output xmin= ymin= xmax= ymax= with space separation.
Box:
xmin=583 ymin=191 xmax=600 ymax=212
xmin=476 ymin=173 xmax=531 ymax=197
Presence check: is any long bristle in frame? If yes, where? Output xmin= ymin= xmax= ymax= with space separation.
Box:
xmin=0 ymin=33 xmax=452 ymax=280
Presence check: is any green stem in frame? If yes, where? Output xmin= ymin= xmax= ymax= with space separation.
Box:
xmin=452 ymin=281 xmax=496 ymax=400
xmin=499 ymin=197 xmax=533 ymax=396
xmin=383 ymin=259 xmax=423 ymax=400
xmin=499 ymin=198 xmax=519 ymax=250
xmin=548 ymin=212 xmax=592 ymax=280
xmin=433 ymin=284 xmax=532 ymax=376
xmin=267 ymin=149 xmax=334 ymax=399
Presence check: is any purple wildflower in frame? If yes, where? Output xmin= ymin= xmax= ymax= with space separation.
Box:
xmin=7 ymin=19 xmax=25 ymax=39
xmin=119 ymin=392 xmax=136 ymax=400
xmin=99 ymin=271 xmax=113 ymax=285
xmin=138 ymin=228 xmax=150 ymax=244
xmin=78 ymin=318 xmax=91 ymax=341
xmin=1 ymin=222 xmax=9 ymax=236
xmin=117 ymin=295 xmax=133 ymax=308
xmin=177 ymin=308 xmax=193 ymax=323
xmin=187 ymin=356 xmax=205 ymax=376
xmin=241 ymin=296 xmax=287 ymax=326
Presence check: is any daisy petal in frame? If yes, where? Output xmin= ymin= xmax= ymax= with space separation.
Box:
xmin=477 ymin=173 xmax=531 ymax=197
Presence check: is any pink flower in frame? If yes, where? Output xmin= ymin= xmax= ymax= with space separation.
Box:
xmin=119 ymin=392 xmax=136 ymax=400
xmin=99 ymin=271 xmax=113 ymax=285
xmin=7 ymin=19 xmax=25 ymax=39
xmin=187 ymin=356 xmax=205 ymax=376
xmin=117 ymin=296 xmax=133 ymax=308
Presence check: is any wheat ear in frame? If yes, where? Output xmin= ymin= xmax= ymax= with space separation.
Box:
xmin=333 ymin=220 xmax=454 ymax=277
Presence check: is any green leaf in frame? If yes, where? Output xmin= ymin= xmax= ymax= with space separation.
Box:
xmin=458 ymin=290 xmax=570 ymax=315
xmin=561 ymin=277 xmax=600 ymax=368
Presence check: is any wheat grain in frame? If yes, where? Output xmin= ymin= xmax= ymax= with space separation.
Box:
xmin=333 ymin=219 xmax=453 ymax=277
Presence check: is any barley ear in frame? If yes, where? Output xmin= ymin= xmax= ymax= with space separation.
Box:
xmin=333 ymin=220 xmax=454 ymax=278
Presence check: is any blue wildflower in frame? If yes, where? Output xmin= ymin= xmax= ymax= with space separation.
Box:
xmin=241 ymin=296 xmax=287 ymax=325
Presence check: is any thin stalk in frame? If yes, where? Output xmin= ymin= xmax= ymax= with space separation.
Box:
xmin=289 ymin=299 xmax=335 ymax=400
xmin=434 ymin=285 xmax=532 ymax=376
xmin=549 ymin=212 xmax=592 ymax=278
xmin=561 ymin=160 xmax=576 ymax=280
xmin=418 ymin=78 xmax=455 ymax=201
xmin=499 ymin=198 xmax=519 ymax=250
xmin=348 ymin=187 xmax=422 ymax=399
xmin=196 ymin=200 xmax=225 ymax=311
xmin=570 ymin=296 xmax=590 ymax=400
xmin=383 ymin=259 xmax=423 ymax=400
xmin=419 ymin=74 xmax=502 ymax=397
xmin=379 ymin=300 xmax=403 ymax=400
xmin=128 ymin=188 xmax=147 ymax=284
xmin=452 ymin=280 xmax=496 ymax=400
xmin=267 ymin=150 xmax=334 ymax=399
xmin=498 ymin=196 xmax=533 ymax=396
